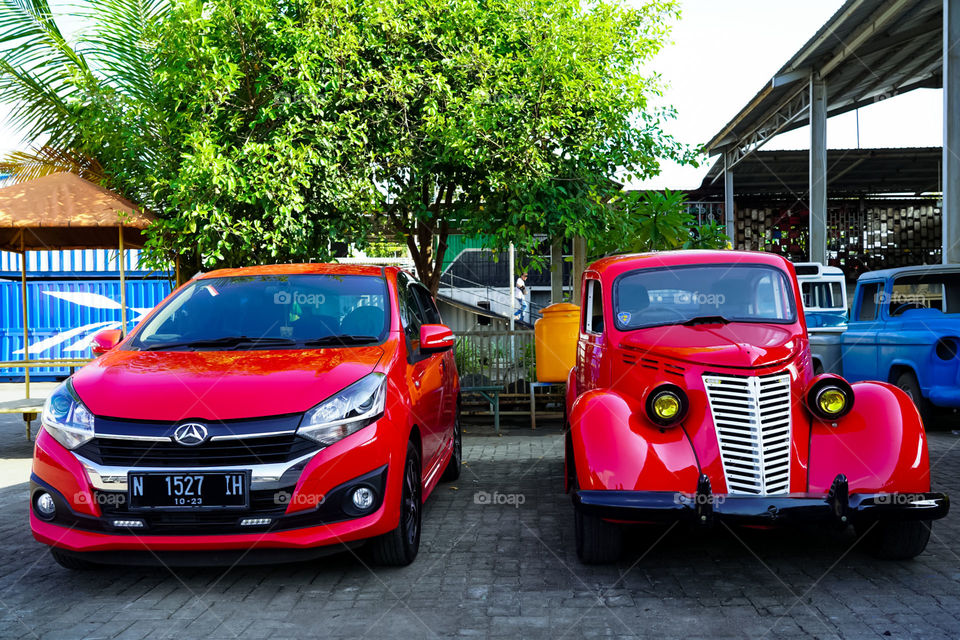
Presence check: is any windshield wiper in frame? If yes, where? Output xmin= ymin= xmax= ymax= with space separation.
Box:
xmin=301 ymin=335 xmax=381 ymax=347
xmin=143 ymin=336 xmax=298 ymax=351
xmin=681 ymin=315 xmax=731 ymax=327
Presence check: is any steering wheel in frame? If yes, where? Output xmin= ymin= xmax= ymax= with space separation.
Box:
xmin=893 ymin=302 xmax=925 ymax=316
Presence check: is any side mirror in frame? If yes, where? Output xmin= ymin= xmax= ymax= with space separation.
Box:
xmin=419 ymin=324 xmax=454 ymax=354
xmin=91 ymin=329 xmax=123 ymax=355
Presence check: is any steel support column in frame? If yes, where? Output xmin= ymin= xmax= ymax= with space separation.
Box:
xmin=809 ymin=75 xmax=828 ymax=264
xmin=724 ymin=152 xmax=735 ymax=243
xmin=944 ymin=0 xmax=960 ymax=263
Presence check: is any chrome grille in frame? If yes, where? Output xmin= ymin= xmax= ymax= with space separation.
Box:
xmin=702 ymin=372 xmax=792 ymax=495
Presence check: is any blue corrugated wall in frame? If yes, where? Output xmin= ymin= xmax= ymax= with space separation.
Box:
xmin=0 ymin=279 xmax=172 ymax=379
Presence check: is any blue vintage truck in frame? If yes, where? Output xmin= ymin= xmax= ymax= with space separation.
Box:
xmin=811 ymin=264 xmax=960 ymax=421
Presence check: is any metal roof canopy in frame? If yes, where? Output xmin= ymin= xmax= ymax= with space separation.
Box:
xmin=695 ymin=147 xmax=943 ymax=198
xmin=706 ymin=0 xmax=942 ymax=164
xmin=702 ymin=0 xmax=957 ymax=265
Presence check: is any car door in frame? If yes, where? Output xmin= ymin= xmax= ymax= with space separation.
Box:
xmin=578 ymin=277 xmax=607 ymax=392
xmin=841 ymin=281 xmax=883 ymax=382
xmin=396 ymin=274 xmax=445 ymax=469
xmin=411 ymin=284 xmax=457 ymax=433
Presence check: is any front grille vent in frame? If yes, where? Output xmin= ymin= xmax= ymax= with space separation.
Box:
xmin=76 ymin=434 xmax=319 ymax=468
xmin=702 ymin=372 xmax=792 ymax=495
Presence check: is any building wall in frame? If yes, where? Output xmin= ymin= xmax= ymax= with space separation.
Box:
xmin=734 ymin=199 xmax=941 ymax=278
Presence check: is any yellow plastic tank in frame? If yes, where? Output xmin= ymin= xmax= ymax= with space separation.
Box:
xmin=534 ymin=303 xmax=581 ymax=382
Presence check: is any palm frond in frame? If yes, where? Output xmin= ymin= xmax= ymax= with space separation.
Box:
xmin=80 ymin=0 xmax=169 ymax=100
xmin=0 ymin=145 xmax=106 ymax=183
xmin=0 ymin=0 xmax=94 ymax=144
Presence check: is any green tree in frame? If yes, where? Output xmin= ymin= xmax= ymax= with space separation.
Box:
xmin=594 ymin=189 xmax=729 ymax=255
xmin=1 ymin=0 xmax=696 ymax=290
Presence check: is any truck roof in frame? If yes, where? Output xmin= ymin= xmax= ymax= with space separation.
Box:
xmin=857 ymin=264 xmax=960 ymax=282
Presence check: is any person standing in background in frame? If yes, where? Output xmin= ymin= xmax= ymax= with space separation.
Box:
xmin=514 ymin=272 xmax=528 ymax=320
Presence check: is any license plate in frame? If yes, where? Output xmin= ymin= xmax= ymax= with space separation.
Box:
xmin=128 ymin=472 xmax=249 ymax=510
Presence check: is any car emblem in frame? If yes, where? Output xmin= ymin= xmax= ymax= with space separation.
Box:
xmin=173 ymin=423 xmax=208 ymax=446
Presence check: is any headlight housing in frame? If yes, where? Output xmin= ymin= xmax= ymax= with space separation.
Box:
xmin=298 ymin=373 xmax=387 ymax=446
xmin=41 ymin=380 xmax=95 ymax=450
xmin=645 ymin=384 xmax=688 ymax=427
xmin=806 ymin=375 xmax=854 ymax=420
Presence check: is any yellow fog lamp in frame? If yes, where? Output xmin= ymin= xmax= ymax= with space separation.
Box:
xmin=646 ymin=385 xmax=688 ymax=427
xmin=806 ymin=375 xmax=854 ymax=421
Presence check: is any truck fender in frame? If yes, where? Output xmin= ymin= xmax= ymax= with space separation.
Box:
xmin=568 ymin=389 xmax=700 ymax=493
xmin=808 ymin=381 xmax=931 ymax=494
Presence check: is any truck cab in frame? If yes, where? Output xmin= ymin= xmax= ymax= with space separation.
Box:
xmin=841 ymin=265 xmax=960 ymax=420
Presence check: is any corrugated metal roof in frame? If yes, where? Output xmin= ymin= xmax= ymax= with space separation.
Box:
xmin=694 ymin=146 xmax=942 ymax=196
xmin=706 ymin=0 xmax=942 ymax=156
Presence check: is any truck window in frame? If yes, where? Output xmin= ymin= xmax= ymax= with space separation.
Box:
xmin=888 ymin=272 xmax=960 ymax=316
xmin=856 ymin=282 xmax=881 ymax=321
xmin=801 ymin=281 xmax=844 ymax=310
xmin=584 ymin=280 xmax=604 ymax=334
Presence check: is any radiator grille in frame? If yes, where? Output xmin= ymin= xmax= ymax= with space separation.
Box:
xmin=703 ymin=372 xmax=792 ymax=495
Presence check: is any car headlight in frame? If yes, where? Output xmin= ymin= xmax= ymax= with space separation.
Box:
xmin=41 ymin=380 xmax=95 ymax=450
xmin=805 ymin=375 xmax=854 ymax=420
xmin=645 ymin=384 xmax=688 ymax=427
xmin=298 ymin=373 xmax=387 ymax=446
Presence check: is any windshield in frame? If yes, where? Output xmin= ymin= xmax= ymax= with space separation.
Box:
xmin=613 ymin=264 xmax=797 ymax=330
xmin=131 ymin=274 xmax=389 ymax=350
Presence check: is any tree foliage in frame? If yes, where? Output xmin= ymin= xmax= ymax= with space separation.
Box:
xmin=594 ymin=189 xmax=730 ymax=256
xmin=0 ymin=0 xmax=697 ymax=291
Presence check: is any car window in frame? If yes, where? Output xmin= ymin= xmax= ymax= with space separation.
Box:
xmin=396 ymin=273 xmax=422 ymax=344
xmin=613 ymin=264 xmax=796 ymax=331
xmin=856 ymin=282 xmax=881 ymax=321
xmin=584 ymin=280 xmax=603 ymax=334
xmin=131 ymin=274 xmax=389 ymax=349
xmin=411 ymin=285 xmax=442 ymax=325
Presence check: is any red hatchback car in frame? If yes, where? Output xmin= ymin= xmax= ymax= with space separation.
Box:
xmin=30 ymin=264 xmax=461 ymax=568
xmin=565 ymin=251 xmax=949 ymax=563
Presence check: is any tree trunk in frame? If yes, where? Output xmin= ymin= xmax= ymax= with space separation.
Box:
xmin=403 ymin=218 xmax=449 ymax=297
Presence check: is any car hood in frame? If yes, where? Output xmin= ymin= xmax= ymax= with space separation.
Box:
xmin=620 ymin=323 xmax=802 ymax=369
xmin=71 ymin=347 xmax=384 ymax=421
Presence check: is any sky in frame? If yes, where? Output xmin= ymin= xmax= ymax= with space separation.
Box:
xmin=0 ymin=0 xmax=947 ymax=188
xmin=635 ymin=0 xmax=944 ymax=190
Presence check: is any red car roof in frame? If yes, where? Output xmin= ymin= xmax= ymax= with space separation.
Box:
xmin=196 ymin=263 xmax=389 ymax=279
xmin=588 ymin=250 xmax=794 ymax=277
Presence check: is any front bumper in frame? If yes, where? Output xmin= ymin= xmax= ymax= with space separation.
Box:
xmin=30 ymin=420 xmax=401 ymax=553
xmin=574 ymin=475 xmax=950 ymax=526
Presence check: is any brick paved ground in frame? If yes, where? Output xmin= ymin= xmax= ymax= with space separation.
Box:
xmin=0 ymin=414 xmax=958 ymax=639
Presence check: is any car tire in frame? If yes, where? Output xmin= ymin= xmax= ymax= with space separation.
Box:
xmin=50 ymin=548 xmax=96 ymax=571
xmin=369 ymin=441 xmax=422 ymax=566
xmin=441 ymin=411 xmax=462 ymax=482
xmin=860 ymin=520 xmax=932 ymax=560
xmin=895 ymin=371 xmax=931 ymax=423
xmin=573 ymin=478 xmax=621 ymax=564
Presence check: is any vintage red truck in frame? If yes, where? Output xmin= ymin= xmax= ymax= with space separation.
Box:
xmin=564 ymin=250 xmax=949 ymax=563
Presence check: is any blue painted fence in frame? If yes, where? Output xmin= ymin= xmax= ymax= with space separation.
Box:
xmin=1 ymin=279 xmax=172 ymax=379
